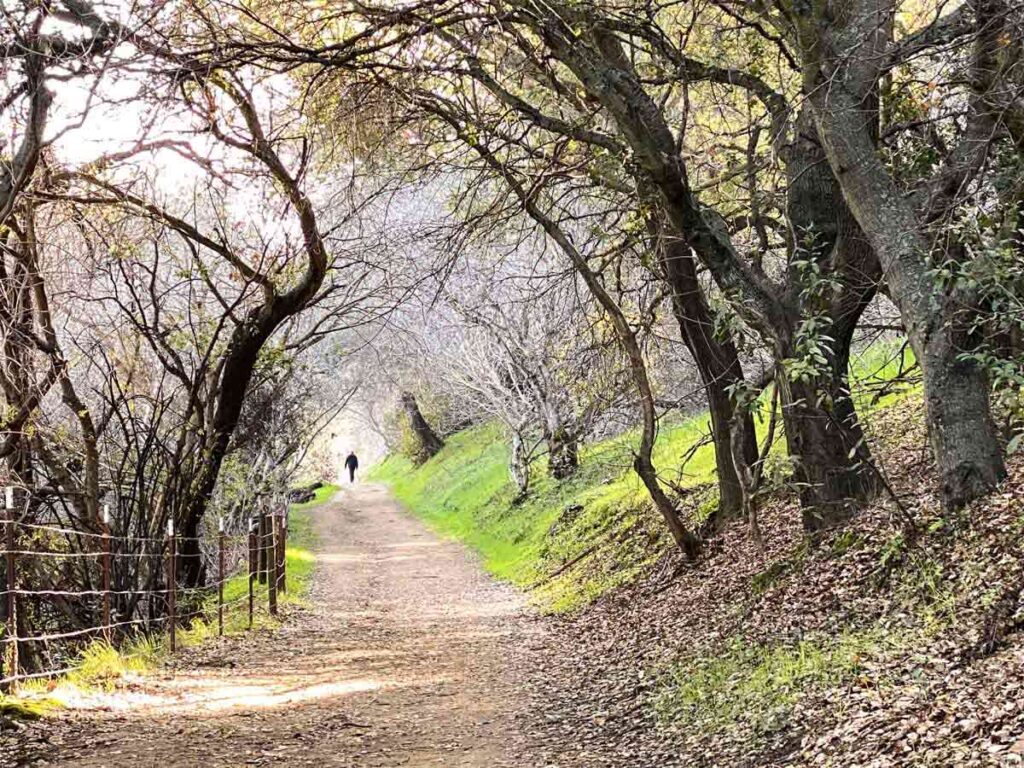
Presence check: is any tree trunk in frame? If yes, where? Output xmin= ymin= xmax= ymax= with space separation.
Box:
xmin=540 ymin=401 xmax=579 ymax=480
xmin=803 ymin=66 xmax=1005 ymax=509
xmin=545 ymin=426 xmax=578 ymax=480
xmin=775 ymin=358 xmax=876 ymax=531
xmin=656 ymin=230 xmax=758 ymax=517
xmin=401 ymin=391 xmax=444 ymax=463
xmin=729 ymin=411 xmax=762 ymax=547
xmin=509 ymin=430 xmax=530 ymax=498
xmin=920 ymin=335 xmax=1007 ymax=507
xmin=779 ymin=106 xmax=882 ymax=530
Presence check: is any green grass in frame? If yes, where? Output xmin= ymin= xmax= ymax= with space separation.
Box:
xmin=63 ymin=636 xmax=162 ymax=690
xmin=184 ymin=493 xmax=322 ymax=642
xmin=370 ymin=401 xmax=772 ymax=611
xmin=651 ymin=629 xmax=895 ymax=737
xmin=371 ymin=419 xmax=702 ymax=611
xmin=0 ymin=693 xmax=55 ymax=719
xmin=370 ymin=338 xmax=919 ymax=612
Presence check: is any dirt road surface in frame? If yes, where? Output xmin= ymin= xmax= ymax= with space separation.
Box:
xmin=4 ymin=484 xmax=542 ymax=767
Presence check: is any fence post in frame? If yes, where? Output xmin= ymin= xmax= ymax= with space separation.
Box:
xmin=218 ymin=517 xmax=225 ymax=637
xmin=166 ymin=519 xmax=176 ymax=652
xmin=247 ymin=518 xmax=256 ymax=630
xmin=102 ymin=504 xmax=111 ymax=642
xmin=3 ymin=487 xmax=17 ymax=689
xmin=267 ymin=512 xmax=278 ymax=617
xmin=278 ymin=510 xmax=287 ymax=595
xmin=257 ymin=513 xmax=268 ymax=585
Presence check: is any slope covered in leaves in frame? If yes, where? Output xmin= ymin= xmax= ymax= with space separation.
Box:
xmin=513 ymin=397 xmax=1024 ymax=766
xmin=370 ymin=347 xmax=1024 ymax=765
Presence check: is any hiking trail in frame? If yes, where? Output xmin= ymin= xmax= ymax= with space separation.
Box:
xmin=9 ymin=485 xmax=540 ymax=767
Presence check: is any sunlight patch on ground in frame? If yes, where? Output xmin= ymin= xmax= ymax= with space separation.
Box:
xmin=194 ymin=678 xmax=383 ymax=711
xmin=44 ymin=675 xmax=386 ymax=714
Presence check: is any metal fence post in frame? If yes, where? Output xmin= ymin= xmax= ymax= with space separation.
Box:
xmin=166 ymin=519 xmax=176 ymax=652
xmin=278 ymin=511 xmax=287 ymax=595
xmin=247 ymin=518 xmax=256 ymax=630
xmin=3 ymin=487 xmax=17 ymax=689
xmin=267 ymin=512 xmax=278 ymax=617
xmin=102 ymin=504 xmax=111 ymax=642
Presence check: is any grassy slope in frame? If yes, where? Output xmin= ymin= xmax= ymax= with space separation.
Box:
xmin=372 ymin=416 xmax=723 ymax=611
xmin=372 ymin=341 xmax=917 ymax=611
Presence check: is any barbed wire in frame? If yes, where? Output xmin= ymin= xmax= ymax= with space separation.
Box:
xmin=0 ymin=512 xmax=290 ymax=688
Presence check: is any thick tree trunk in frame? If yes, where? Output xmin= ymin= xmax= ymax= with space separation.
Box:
xmin=401 ymin=391 xmax=444 ymax=463
xmin=775 ymin=361 xmax=876 ymax=531
xmin=920 ymin=336 xmax=1007 ymax=507
xmin=658 ymin=233 xmax=758 ymax=517
xmin=540 ymin=401 xmax=579 ymax=480
xmin=779 ymin=107 xmax=881 ymax=530
xmin=804 ymin=75 xmax=1005 ymax=509
xmin=179 ymin=307 xmax=274 ymax=589
xmin=545 ymin=426 xmax=578 ymax=480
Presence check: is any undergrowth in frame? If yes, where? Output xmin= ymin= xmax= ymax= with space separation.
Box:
xmin=182 ymin=499 xmax=320 ymax=642
xmin=651 ymin=629 xmax=898 ymax=737
xmin=65 ymin=636 xmax=162 ymax=690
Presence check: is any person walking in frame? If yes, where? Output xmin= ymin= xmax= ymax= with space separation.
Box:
xmin=344 ymin=451 xmax=359 ymax=483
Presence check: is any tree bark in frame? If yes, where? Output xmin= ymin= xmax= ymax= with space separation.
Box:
xmin=545 ymin=425 xmax=578 ymax=480
xmin=509 ymin=429 xmax=531 ymax=498
xmin=401 ymin=391 xmax=445 ymax=463
xmin=655 ymin=228 xmax=758 ymax=517
xmin=729 ymin=411 xmax=762 ymax=547
xmin=793 ymin=0 xmax=1006 ymax=508
xmin=778 ymin=108 xmax=881 ymax=528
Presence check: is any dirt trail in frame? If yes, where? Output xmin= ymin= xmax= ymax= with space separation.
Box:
xmin=7 ymin=484 xmax=540 ymax=767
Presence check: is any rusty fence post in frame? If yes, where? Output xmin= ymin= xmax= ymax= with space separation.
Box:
xmin=102 ymin=504 xmax=111 ymax=642
xmin=166 ymin=519 xmax=176 ymax=652
xmin=278 ymin=510 xmax=287 ymax=595
xmin=257 ymin=512 xmax=268 ymax=585
xmin=218 ymin=517 xmax=225 ymax=637
xmin=267 ymin=512 xmax=278 ymax=617
xmin=247 ymin=518 xmax=256 ymax=630
xmin=3 ymin=487 xmax=17 ymax=690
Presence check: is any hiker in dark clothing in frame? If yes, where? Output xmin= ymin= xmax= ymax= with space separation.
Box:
xmin=344 ymin=451 xmax=359 ymax=483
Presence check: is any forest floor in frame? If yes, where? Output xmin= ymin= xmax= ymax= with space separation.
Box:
xmin=1 ymin=484 xmax=556 ymax=767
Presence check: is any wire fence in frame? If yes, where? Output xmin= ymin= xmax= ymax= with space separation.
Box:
xmin=0 ymin=489 xmax=290 ymax=690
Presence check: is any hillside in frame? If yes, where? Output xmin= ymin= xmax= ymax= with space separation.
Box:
xmin=371 ymin=387 xmax=1024 ymax=765
xmin=369 ymin=343 xmax=916 ymax=611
